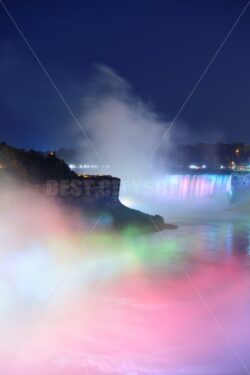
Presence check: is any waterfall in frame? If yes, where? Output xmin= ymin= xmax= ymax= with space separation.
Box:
xmin=160 ymin=174 xmax=232 ymax=199
xmin=120 ymin=174 xmax=232 ymax=215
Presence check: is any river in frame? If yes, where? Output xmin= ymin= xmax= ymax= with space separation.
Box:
xmin=1 ymin=177 xmax=250 ymax=375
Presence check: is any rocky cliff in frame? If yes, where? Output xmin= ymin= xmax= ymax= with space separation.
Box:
xmin=0 ymin=142 xmax=176 ymax=232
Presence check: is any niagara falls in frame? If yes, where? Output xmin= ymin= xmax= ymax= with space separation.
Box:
xmin=1 ymin=1 xmax=250 ymax=375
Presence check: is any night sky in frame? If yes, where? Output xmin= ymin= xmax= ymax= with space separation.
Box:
xmin=0 ymin=0 xmax=250 ymax=150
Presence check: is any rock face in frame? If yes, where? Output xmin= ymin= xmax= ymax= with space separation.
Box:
xmin=44 ymin=175 xmax=121 ymax=208
xmin=0 ymin=142 xmax=176 ymax=232
xmin=42 ymin=176 xmax=176 ymax=231
xmin=0 ymin=142 xmax=120 ymax=207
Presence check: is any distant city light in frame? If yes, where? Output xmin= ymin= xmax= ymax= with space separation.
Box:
xmin=69 ymin=161 xmax=250 ymax=173
xmin=189 ymin=165 xmax=198 ymax=169
xmin=69 ymin=163 xmax=110 ymax=170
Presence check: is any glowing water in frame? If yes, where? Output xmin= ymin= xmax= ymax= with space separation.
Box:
xmin=120 ymin=174 xmax=232 ymax=218
xmin=1 ymin=181 xmax=250 ymax=375
xmin=158 ymin=174 xmax=232 ymax=198
xmin=2 ymin=217 xmax=250 ymax=375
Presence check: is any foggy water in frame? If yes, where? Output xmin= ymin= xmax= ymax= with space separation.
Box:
xmin=1 ymin=183 xmax=250 ymax=375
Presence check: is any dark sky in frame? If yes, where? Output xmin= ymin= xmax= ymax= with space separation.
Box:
xmin=0 ymin=0 xmax=250 ymax=150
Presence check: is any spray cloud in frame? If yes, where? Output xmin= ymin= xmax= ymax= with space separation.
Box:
xmin=78 ymin=65 xmax=170 ymax=179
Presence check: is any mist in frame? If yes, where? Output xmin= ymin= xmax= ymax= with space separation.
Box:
xmin=1 ymin=180 xmax=250 ymax=374
xmin=77 ymin=65 xmax=170 ymax=179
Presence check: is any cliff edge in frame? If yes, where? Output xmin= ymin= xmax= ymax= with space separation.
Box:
xmin=0 ymin=142 xmax=177 ymax=232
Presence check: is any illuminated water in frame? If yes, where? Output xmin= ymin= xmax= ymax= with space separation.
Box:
xmin=152 ymin=174 xmax=232 ymax=198
xmin=1 ymin=184 xmax=250 ymax=375
xmin=120 ymin=174 xmax=232 ymax=217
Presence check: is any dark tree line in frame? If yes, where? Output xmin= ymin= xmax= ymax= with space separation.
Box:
xmin=165 ymin=143 xmax=250 ymax=168
xmin=0 ymin=142 xmax=76 ymax=183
